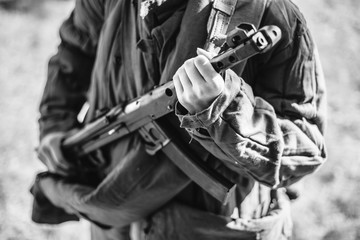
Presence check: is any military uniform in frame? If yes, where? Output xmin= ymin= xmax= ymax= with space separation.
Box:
xmin=34 ymin=0 xmax=327 ymax=239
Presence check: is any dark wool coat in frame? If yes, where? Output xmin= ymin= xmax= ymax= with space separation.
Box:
xmin=36 ymin=0 xmax=327 ymax=239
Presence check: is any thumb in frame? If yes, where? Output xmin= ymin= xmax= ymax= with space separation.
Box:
xmin=196 ymin=48 xmax=216 ymax=60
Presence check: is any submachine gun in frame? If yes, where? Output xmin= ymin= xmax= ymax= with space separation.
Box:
xmin=62 ymin=24 xmax=282 ymax=204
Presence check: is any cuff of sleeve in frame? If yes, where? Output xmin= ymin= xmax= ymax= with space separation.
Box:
xmin=175 ymin=70 xmax=246 ymax=129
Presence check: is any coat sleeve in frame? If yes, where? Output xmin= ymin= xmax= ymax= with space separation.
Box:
xmin=38 ymin=0 xmax=105 ymax=139
xmin=175 ymin=2 xmax=327 ymax=188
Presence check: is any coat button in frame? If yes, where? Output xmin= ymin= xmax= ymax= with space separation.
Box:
xmin=114 ymin=56 xmax=122 ymax=65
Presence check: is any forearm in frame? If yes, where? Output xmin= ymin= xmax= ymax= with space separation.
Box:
xmin=176 ymin=68 xmax=326 ymax=188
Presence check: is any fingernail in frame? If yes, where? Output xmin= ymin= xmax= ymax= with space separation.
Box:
xmin=196 ymin=47 xmax=206 ymax=55
xmin=194 ymin=55 xmax=207 ymax=65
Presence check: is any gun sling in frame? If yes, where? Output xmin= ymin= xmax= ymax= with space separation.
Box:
xmin=139 ymin=121 xmax=236 ymax=204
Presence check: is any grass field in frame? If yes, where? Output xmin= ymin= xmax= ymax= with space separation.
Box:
xmin=0 ymin=0 xmax=359 ymax=239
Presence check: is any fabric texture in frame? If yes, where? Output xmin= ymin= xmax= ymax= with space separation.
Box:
xmin=142 ymin=189 xmax=292 ymax=240
xmin=32 ymin=0 xmax=327 ymax=239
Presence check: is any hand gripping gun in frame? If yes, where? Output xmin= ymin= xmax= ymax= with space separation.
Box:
xmin=62 ymin=23 xmax=281 ymax=204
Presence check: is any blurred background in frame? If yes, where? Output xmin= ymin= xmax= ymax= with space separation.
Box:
xmin=0 ymin=0 xmax=359 ymax=239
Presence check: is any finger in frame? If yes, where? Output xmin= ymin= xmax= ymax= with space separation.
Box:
xmin=176 ymin=66 xmax=193 ymax=91
xmin=47 ymin=135 xmax=70 ymax=170
xmin=48 ymin=145 xmax=70 ymax=171
xmin=196 ymin=48 xmax=216 ymax=59
xmin=183 ymin=59 xmax=205 ymax=85
xmin=37 ymin=147 xmax=52 ymax=169
xmin=173 ymin=74 xmax=183 ymax=96
xmin=40 ymin=147 xmax=57 ymax=172
xmin=45 ymin=147 xmax=69 ymax=176
xmin=194 ymin=55 xmax=220 ymax=81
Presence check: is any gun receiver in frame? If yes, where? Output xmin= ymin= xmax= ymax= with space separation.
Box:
xmin=63 ymin=24 xmax=282 ymax=204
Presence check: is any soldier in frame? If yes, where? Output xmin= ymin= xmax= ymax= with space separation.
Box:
xmin=32 ymin=0 xmax=327 ymax=239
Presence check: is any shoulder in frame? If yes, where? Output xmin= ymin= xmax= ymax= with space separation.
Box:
xmin=59 ymin=0 xmax=108 ymax=54
xmin=72 ymin=0 xmax=106 ymax=32
xmin=261 ymin=0 xmax=310 ymax=47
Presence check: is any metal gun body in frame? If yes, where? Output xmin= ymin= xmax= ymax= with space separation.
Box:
xmin=64 ymin=81 xmax=178 ymax=155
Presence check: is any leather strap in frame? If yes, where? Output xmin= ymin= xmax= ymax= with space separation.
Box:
xmin=205 ymin=0 xmax=238 ymax=53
